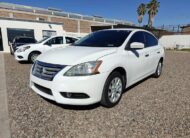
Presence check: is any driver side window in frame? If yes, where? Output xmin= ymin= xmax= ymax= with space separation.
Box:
xmin=45 ymin=37 xmax=63 ymax=46
xmin=126 ymin=32 xmax=145 ymax=50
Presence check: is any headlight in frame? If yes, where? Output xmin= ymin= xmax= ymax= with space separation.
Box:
xmin=17 ymin=46 xmax=31 ymax=52
xmin=64 ymin=61 xmax=102 ymax=76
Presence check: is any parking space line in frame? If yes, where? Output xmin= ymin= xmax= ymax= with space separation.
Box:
xmin=0 ymin=52 xmax=11 ymax=138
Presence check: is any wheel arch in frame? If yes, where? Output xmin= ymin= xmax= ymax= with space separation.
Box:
xmin=160 ymin=57 xmax=164 ymax=63
xmin=109 ymin=67 xmax=127 ymax=88
xmin=28 ymin=51 xmax=42 ymax=61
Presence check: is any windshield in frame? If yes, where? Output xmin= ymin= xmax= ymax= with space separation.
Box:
xmin=37 ymin=37 xmax=50 ymax=44
xmin=73 ymin=30 xmax=131 ymax=47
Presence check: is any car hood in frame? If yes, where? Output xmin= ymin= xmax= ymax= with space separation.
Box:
xmin=37 ymin=46 xmax=117 ymax=65
xmin=17 ymin=43 xmax=39 ymax=49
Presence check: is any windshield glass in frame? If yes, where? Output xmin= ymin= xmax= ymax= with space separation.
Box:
xmin=37 ymin=37 xmax=50 ymax=44
xmin=73 ymin=30 xmax=131 ymax=47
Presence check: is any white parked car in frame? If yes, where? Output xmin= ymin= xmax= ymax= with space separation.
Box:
xmin=14 ymin=35 xmax=78 ymax=63
xmin=30 ymin=29 xmax=165 ymax=108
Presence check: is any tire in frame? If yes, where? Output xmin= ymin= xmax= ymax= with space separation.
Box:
xmin=28 ymin=52 xmax=40 ymax=63
xmin=101 ymin=72 xmax=124 ymax=108
xmin=154 ymin=60 xmax=163 ymax=78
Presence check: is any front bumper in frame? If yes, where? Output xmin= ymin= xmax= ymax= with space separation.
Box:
xmin=14 ymin=51 xmax=29 ymax=61
xmin=30 ymin=71 xmax=108 ymax=105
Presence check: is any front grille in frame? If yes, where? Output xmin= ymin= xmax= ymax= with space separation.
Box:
xmin=34 ymin=83 xmax=52 ymax=95
xmin=32 ymin=61 xmax=66 ymax=81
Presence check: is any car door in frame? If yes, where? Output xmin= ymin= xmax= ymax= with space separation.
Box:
xmin=125 ymin=31 xmax=149 ymax=84
xmin=144 ymin=32 xmax=160 ymax=73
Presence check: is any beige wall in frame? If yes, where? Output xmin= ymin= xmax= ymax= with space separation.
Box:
xmin=13 ymin=13 xmax=36 ymax=20
xmin=0 ymin=11 xmax=10 ymax=17
xmin=0 ymin=8 xmax=111 ymax=34
xmin=182 ymin=27 xmax=190 ymax=33
xmin=51 ymin=17 xmax=78 ymax=32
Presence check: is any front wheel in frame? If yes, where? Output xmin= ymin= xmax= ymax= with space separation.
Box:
xmin=28 ymin=52 xmax=40 ymax=63
xmin=154 ymin=61 xmax=163 ymax=78
xmin=101 ymin=72 xmax=124 ymax=108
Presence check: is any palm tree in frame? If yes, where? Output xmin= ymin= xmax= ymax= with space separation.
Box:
xmin=137 ymin=3 xmax=147 ymax=26
xmin=147 ymin=0 xmax=160 ymax=28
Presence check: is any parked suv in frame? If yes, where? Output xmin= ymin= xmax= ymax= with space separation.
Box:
xmin=30 ymin=29 xmax=165 ymax=108
xmin=14 ymin=35 xmax=78 ymax=63
xmin=10 ymin=36 xmax=37 ymax=54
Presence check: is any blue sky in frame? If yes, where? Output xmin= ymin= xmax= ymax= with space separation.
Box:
xmin=2 ymin=0 xmax=190 ymax=26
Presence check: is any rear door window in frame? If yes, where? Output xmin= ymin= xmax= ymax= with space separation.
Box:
xmin=144 ymin=32 xmax=158 ymax=47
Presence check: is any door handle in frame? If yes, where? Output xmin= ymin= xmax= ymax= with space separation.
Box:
xmin=157 ymin=51 xmax=160 ymax=54
xmin=145 ymin=54 xmax=149 ymax=57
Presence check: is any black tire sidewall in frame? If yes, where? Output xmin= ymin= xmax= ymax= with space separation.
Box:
xmin=101 ymin=72 xmax=124 ymax=108
xmin=29 ymin=52 xmax=40 ymax=63
xmin=155 ymin=61 xmax=163 ymax=78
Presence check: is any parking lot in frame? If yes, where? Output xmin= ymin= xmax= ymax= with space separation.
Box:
xmin=4 ymin=51 xmax=190 ymax=138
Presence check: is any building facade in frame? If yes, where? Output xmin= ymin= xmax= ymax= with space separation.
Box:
xmin=0 ymin=2 xmax=133 ymax=52
xmin=0 ymin=2 xmax=133 ymax=34
xmin=0 ymin=18 xmax=64 ymax=52
xmin=181 ymin=25 xmax=190 ymax=33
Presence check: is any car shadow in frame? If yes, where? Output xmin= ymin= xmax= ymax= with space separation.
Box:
xmin=18 ymin=61 xmax=31 ymax=64
xmin=130 ymin=49 xmax=140 ymax=58
xmin=41 ymin=97 xmax=100 ymax=110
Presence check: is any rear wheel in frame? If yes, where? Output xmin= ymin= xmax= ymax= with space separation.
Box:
xmin=154 ymin=60 xmax=163 ymax=78
xmin=29 ymin=52 xmax=40 ymax=63
xmin=101 ymin=72 xmax=124 ymax=108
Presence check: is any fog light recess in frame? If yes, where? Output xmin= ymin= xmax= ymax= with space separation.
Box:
xmin=60 ymin=92 xmax=90 ymax=99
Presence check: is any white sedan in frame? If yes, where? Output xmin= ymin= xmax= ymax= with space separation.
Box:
xmin=14 ymin=35 xmax=78 ymax=63
xmin=30 ymin=29 xmax=165 ymax=108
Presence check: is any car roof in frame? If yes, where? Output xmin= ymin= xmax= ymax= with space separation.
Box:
xmin=49 ymin=35 xmax=79 ymax=39
xmin=99 ymin=28 xmax=156 ymax=37
xmin=103 ymin=28 xmax=147 ymax=32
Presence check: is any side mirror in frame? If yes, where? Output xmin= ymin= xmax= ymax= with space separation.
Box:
xmin=130 ymin=42 xmax=144 ymax=49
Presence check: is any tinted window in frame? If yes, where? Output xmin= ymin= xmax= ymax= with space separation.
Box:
xmin=74 ymin=30 xmax=131 ymax=47
xmin=127 ymin=31 xmax=145 ymax=48
xmin=46 ymin=37 xmax=63 ymax=45
xmin=7 ymin=28 xmax=34 ymax=46
xmin=16 ymin=38 xmax=36 ymax=43
xmin=66 ymin=37 xmax=78 ymax=44
xmin=144 ymin=32 xmax=158 ymax=47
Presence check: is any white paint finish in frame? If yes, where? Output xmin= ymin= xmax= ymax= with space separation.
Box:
xmin=0 ymin=19 xmax=64 ymax=52
xmin=30 ymin=29 xmax=165 ymax=106
xmin=14 ymin=35 xmax=79 ymax=62
xmin=159 ymin=35 xmax=190 ymax=49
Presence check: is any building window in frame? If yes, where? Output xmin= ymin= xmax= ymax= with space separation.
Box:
xmin=7 ymin=28 xmax=35 ymax=46
xmin=42 ymin=30 xmax=56 ymax=38
xmin=36 ymin=17 xmax=46 ymax=21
